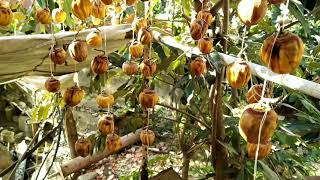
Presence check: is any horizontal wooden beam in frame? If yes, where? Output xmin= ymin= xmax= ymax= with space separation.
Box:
xmin=153 ymin=31 xmax=320 ymax=99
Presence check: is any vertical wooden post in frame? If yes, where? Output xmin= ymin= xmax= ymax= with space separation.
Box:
xmin=64 ymin=106 xmax=78 ymax=158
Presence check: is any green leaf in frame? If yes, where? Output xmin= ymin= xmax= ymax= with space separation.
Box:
xmin=181 ymin=0 xmax=191 ymax=16
xmin=289 ymin=2 xmax=310 ymax=36
xmin=31 ymin=107 xmax=39 ymax=123
xmin=168 ymin=55 xmax=186 ymax=72
xmin=152 ymin=42 xmax=167 ymax=60
xmin=313 ymin=45 xmax=320 ymax=57
xmin=63 ymin=0 xmax=72 ymax=13
xmin=108 ymin=52 xmax=127 ymax=68
xmin=274 ymin=131 xmax=299 ymax=147
xmin=259 ymin=161 xmax=280 ymax=180
xmin=37 ymin=0 xmax=46 ymax=8
xmin=37 ymin=106 xmax=45 ymax=121
xmin=301 ymin=99 xmax=320 ymax=117
xmin=41 ymin=104 xmax=51 ymax=120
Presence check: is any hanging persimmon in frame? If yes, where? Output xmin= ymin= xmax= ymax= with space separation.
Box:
xmin=132 ymin=18 xmax=147 ymax=33
xmin=36 ymin=8 xmax=52 ymax=24
xmin=139 ymin=89 xmax=159 ymax=109
xmin=129 ymin=41 xmax=144 ymax=58
xmin=122 ymin=61 xmax=139 ymax=75
xmin=190 ymin=19 xmax=208 ymax=40
xmin=246 ymin=84 xmax=271 ymax=104
xmin=45 ymin=77 xmax=60 ymax=93
xmin=101 ymin=0 xmax=112 ymax=5
xmin=140 ymin=59 xmax=157 ymax=77
xmin=247 ymin=142 xmax=272 ymax=160
xmin=63 ymin=85 xmax=85 ymax=107
xmin=69 ymin=40 xmax=88 ymax=62
xmin=260 ymin=32 xmax=304 ymax=74
xmin=49 ymin=47 xmax=67 ymax=65
xmin=140 ymin=129 xmax=155 ymax=145
xmin=114 ymin=3 xmax=123 ymax=14
xmin=96 ymin=93 xmax=114 ymax=108
xmin=190 ymin=57 xmax=206 ymax=76
xmin=72 ymin=0 xmax=92 ymax=20
xmin=91 ymin=53 xmax=109 ymax=74
xmin=92 ymin=1 xmax=106 ymax=19
xmin=52 ymin=8 xmax=66 ymax=24
xmin=0 ymin=6 xmax=12 ymax=26
xmin=226 ymin=60 xmax=251 ymax=89
xmin=75 ymin=137 xmax=92 ymax=157
xmin=237 ymin=0 xmax=268 ymax=26
xmin=86 ymin=31 xmax=103 ymax=47
xmin=198 ymin=37 xmax=213 ymax=54
xmin=126 ymin=0 xmax=138 ymax=6
xmin=106 ymin=133 xmax=122 ymax=153
xmin=196 ymin=10 xmax=213 ymax=24
xmin=239 ymin=103 xmax=278 ymax=144
xmin=138 ymin=28 xmax=153 ymax=45
xmin=98 ymin=114 xmax=114 ymax=136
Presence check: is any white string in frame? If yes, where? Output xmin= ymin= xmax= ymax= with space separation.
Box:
xmin=104 ymin=17 xmax=107 ymax=51
xmin=253 ymin=108 xmax=269 ymax=180
xmin=253 ymin=2 xmax=290 ymax=179
xmin=240 ymin=26 xmax=247 ymax=52
xmin=50 ymin=22 xmax=54 ymax=76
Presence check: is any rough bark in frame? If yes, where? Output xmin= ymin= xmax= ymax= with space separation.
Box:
xmin=213 ymin=1 xmax=229 ymax=179
xmin=212 ymin=69 xmax=227 ymax=180
xmin=64 ymin=106 xmax=78 ymax=158
xmin=181 ymin=153 xmax=191 ymax=180
xmin=230 ymin=89 xmax=239 ymax=108
xmin=60 ymin=128 xmax=143 ymax=177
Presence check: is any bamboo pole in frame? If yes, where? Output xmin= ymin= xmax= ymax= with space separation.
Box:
xmin=152 ymin=31 xmax=320 ymax=99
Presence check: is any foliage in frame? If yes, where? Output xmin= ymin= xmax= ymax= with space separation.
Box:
xmin=1 ymin=0 xmax=320 ymax=179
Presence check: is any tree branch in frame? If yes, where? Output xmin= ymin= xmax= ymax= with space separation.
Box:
xmin=210 ymin=0 xmax=224 ymax=17
xmin=157 ymin=103 xmax=211 ymax=130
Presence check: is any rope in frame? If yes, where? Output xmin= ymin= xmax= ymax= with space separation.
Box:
xmin=253 ymin=108 xmax=269 ymax=180
xmin=253 ymin=2 xmax=290 ymax=179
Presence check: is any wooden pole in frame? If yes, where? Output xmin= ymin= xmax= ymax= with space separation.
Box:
xmin=64 ymin=106 xmax=78 ymax=158
xmin=152 ymin=31 xmax=320 ymax=100
xmin=60 ymin=128 xmax=143 ymax=177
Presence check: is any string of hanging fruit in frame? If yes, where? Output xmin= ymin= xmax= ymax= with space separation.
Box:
xmin=128 ymin=0 xmax=158 ymax=178
xmin=189 ymin=3 xmax=213 ymax=77
xmin=38 ymin=0 xmax=145 ymax=158
xmin=41 ymin=0 xmax=156 ymax=164
xmin=189 ymin=0 xmax=304 ymax=163
xmin=236 ymin=0 xmax=304 ymax=163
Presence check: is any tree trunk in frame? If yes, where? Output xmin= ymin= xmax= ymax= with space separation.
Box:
xmin=214 ymin=1 xmax=229 ymax=179
xmin=181 ymin=153 xmax=190 ymax=180
xmin=213 ymin=69 xmax=227 ymax=180
xmin=64 ymin=106 xmax=78 ymax=158
xmin=229 ymin=89 xmax=239 ymax=108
